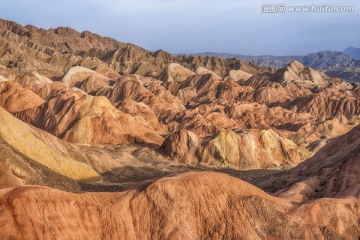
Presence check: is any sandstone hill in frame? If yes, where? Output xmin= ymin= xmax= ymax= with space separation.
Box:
xmin=260 ymin=124 xmax=360 ymax=203
xmin=0 ymin=18 xmax=359 ymax=170
xmin=1 ymin=172 xmax=360 ymax=239
xmin=0 ymin=106 xmax=100 ymax=190
xmin=193 ymin=50 xmax=360 ymax=82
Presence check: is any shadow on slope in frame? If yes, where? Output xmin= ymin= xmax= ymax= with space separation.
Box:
xmin=80 ymin=165 xmax=281 ymax=192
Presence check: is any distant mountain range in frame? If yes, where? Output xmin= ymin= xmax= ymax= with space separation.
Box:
xmin=183 ymin=49 xmax=360 ymax=82
xmin=343 ymin=47 xmax=360 ymax=60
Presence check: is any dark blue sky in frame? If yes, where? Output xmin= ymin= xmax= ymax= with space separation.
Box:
xmin=1 ymin=0 xmax=359 ymax=55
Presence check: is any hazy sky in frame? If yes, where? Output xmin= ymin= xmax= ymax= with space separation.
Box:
xmin=0 ymin=0 xmax=359 ymax=55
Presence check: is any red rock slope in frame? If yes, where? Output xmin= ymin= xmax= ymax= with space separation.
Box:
xmin=1 ymin=172 xmax=359 ymax=239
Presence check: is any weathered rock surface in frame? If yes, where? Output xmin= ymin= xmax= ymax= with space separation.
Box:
xmin=1 ymin=172 xmax=360 ymax=239
xmin=0 ymin=81 xmax=44 ymax=112
xmin=0 ymin=107 xmax=100 ymax=187
xmin=162 ymin=129 xmax=311 ymax=169
xmin=0 ymin=81 xmax=164 ymax=146
xmin=260 ymin=124 xmax=360 ymax=203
